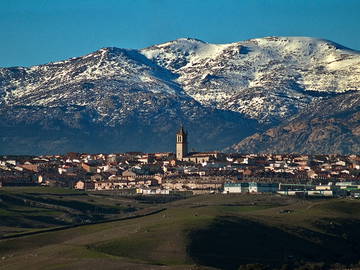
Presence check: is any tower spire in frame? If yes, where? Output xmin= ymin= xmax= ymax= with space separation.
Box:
xmin=176 ymin=124 xmax=188 ymax=160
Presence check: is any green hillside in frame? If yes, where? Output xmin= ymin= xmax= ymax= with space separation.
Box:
xmin=0 ymin=187 xmax=156 ymax=237
xmin=1 ymin=188 xmax=360 ymax=269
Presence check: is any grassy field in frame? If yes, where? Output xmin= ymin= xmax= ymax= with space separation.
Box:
xmin=0 ymin=187 xmax=158 ymax=237
xmin=1 ymin=188 xmax=360 ymax=269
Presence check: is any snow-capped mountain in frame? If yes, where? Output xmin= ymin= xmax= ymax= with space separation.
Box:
xmin=1 ymin=36 xmax=360 ymax=154
xmin=0 ymin=48 xmax=186 ymax=120
xmin=142 ymin=37 xmax=360 ymax=123
xmin=0 ymin=46 xmax=257 ymax=154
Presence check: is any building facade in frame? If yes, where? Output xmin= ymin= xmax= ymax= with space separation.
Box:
xmin=223 ymin=182 xmax=249 ymax=193
xmin=175 ymin=126 xmax=219 ymax=163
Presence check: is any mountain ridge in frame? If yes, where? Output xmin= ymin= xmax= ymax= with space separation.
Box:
xmin=229 ymin=91 xmax=360 ymax=154
xmin=1 ymin=36 xmax=360 ymax=154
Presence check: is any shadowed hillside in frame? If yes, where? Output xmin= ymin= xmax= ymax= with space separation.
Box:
xmin=1 ymin=190 xmax=360 ymax=269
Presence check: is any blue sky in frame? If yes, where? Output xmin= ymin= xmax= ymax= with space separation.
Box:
xmin=1 ymin=0 xmax=360 ymax=67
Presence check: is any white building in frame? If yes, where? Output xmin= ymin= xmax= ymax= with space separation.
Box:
xmin=223 ymin=183 xmax=249 ymax=193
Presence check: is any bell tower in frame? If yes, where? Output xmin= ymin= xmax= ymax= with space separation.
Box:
xmin=176 ymin=126 xmax=188 ymax=160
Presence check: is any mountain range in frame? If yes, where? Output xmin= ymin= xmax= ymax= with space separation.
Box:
xmin=1 ymin=36 xmax=360 ymax=154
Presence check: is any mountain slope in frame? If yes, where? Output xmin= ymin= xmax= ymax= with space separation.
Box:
xmin=0 ymin=47 xmax=257 ymax=154
xmin=142 ymin=37 xmax=360 ymax=123
xmin=1 ymin=36 xmax=360 ymax=154
xmin=0 ymin=100 xmax=257 ymax=155
xmin=229 ymin=91 xmax=360 ymax=154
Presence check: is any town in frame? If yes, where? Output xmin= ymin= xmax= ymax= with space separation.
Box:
xmin=1 ymin=127 xmax=360 ymax=198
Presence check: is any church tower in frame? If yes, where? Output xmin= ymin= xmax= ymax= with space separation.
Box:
xmin=176 ymin=126 xmax=188 ymax=160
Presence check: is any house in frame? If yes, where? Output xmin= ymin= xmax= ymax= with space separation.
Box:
xmin=242 ymin=169 xmax=253 ymax=176
xmin=122 ymin=169 xmax=137 ymax=180
xmin=58 ymin=166 xmax=79 ymax=175
xmin=74 ymin=180 xmax=109 ymax=190
xmin=43 ymin=179 xmax=66 ymax=187
xmin=136 ymin=188 xmax=170 ymax=195
xmin=90 ymin=174 xmax=103 ymax=182
xmin=74 ymin=180 xmax=86 ymax=190
xmin=223 ymin=182 xmax=249 ymax=193
xmin=107 ymin=154 xmax=118 ymax=164
xmin=316 ymin=185 xmax=333 ymax=191
xmin=93 ymin=181 xmax=114 ymax=190
xmin=137 ymin=154 xmax=154 ymax=164
xmin=19 ymin=163 xmax=39 ymax=172
xmin=182 ymin=152 xmax=218 ymax=164
xmin=350 ymin=163 xmax=360 ymax=170
xmin=307 ymin=170 xmax=318 ymax=179
xmin=5 ymin=160 xmax=17 ymax=166
xmin=335 ymin=160 xmax=346 ymax=166
xmin=37 ymin=175 xmax=44 ymax=184
xmin=81 ymin=163 xmax=97 ymax=173
xmin=99 ymin=165 xmax=118 ymax=174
